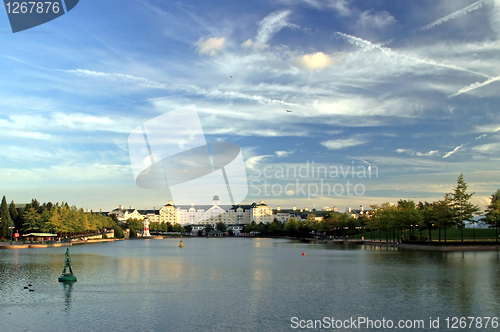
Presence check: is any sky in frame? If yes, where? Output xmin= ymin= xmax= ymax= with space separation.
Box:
xmin=0 ymin=0 xmax=499 ymax=212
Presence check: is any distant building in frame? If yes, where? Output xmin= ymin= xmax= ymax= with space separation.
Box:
xmin=108 ymin=205 xmax=143 ymax=222
xmin=110 ymin=196 xmax=273 ymax=227
xmin=108 ymin=198 xmax=369 ymax=228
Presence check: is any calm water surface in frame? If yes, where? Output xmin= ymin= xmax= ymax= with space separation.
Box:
xmin=0 ymin=238 xmax=499 ymax=331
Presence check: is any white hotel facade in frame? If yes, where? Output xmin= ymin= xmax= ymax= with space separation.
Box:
xmin=109 ymin=195 xmax=274 ymax=226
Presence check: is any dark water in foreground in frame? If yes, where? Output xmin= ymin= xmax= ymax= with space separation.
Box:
xmin=0 ymin=238 xmax=499 ymax=331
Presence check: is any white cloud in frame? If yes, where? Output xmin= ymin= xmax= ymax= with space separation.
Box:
xmin=275 ymin=150 xmax=295 ymax=157
xmin=0 ymin=112 xmax=127 ymax=135
xmin=60 ymin=69 xmax=168 ymax=89
xmin=416 ymin=150 xmax=439 ymax=156
xmin=327 ymin=0 xmax=352 ymax=16
xmin=336 ymin=32 xmax=492 ymax=79
xmin=245 ymin=155 xmax=271 ymax=169
xmin=0 ymin=130 xmax=53 ymax=140
xmin=443 ymin=145 xmax=464 ymax=158
xmin=358 ymin=10 xmax=396 ymax=29
xmin=195 ymin=37 xmax=226 ymax=56
xmin=296 ymin=52 xmax=335 ymax=71
xmin=449 ymin=74 xmax=500 ymax=97
xmin=415 ymin=0 xmax=485 ymax=32
xmin=320 ymin=138 xmax=367 ymax=150
xmin=396 ymin=149 xmax=439 ymax=156
xmin=241 ymin=38 xmax=269 ymax=50
xmin=255 ymin=10 xmax=297 ymax=44
xmin=473 ymin=142 xmax=500 ymax=154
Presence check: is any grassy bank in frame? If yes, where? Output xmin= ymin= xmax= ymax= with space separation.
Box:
xmin=353 ymin=228 xmax=499 ymax=242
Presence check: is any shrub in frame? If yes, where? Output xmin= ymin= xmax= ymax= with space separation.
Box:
xmin=114 ymin=225 xmax=124 ymax=239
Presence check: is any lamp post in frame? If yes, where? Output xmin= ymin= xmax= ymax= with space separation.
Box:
xmin=9 ymin=223 xmax=14 ymax=244
xmin=472 ymin=221 xmax=476 ymax=242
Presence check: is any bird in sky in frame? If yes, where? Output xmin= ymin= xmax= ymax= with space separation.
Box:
xmin=286 ymin=110 xmax=292 ymax=112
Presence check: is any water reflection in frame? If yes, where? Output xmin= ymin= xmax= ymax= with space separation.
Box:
xmin=61 ymin=281 xmax=75 ymax=313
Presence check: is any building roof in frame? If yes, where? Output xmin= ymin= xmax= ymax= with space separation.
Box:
xmin=138 ymin=209 xmax=160 ymax=215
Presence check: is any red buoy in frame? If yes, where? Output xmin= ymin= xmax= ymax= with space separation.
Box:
xmin=302 ymin=252 xmax=306 ymax=256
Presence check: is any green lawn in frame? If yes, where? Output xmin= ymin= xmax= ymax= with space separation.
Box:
xmin=354 ymin=228 xmax=499 ymax=242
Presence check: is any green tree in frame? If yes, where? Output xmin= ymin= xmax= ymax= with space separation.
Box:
xmin=216 ymin=221 xmax=227 ymax=233
xmin=368 ymin=203 xmax=398 ymax=241
xmin=268 ymin=218 xmax=284 ymax=233
xmin=434 ymin=194 xmax=454 ymax=242
xmin=205 ymin=224 xmax=213 ymax=233
xmin=450 ymin=174 xmax=480 ymax=241
xmin=9 ymin=201 xmax=18 ymax=226
xmin=126 ymin=218 xmax=143 ymax=230
xmin=0 ymin=196 xmax=13 ymax=239
xmin=172 ymin=223 xmax=184 ymax=232
xmin=184 ymin=225 xmax=193 ymax=233
xmin=149 ymin=222 xmax=159 ymax=232
xmin=418 ymin=202 xmax=436 ymax=242
xmin=244 ymin=220 xmax=256 ymax=233
xmin=320 ymin=212 xmax=342 ymax=236
xmin=482 ymin=189 xmax=500 ymax=242
xmin=22 ymin=206 xmax=40 ymax=233
xmin=129 ymin=226 xmax=137 ymax=238
xmin=284 ymin=217 xmax=299 ymax=236
xmin=397 ymin=200 xmax=422 ymax=241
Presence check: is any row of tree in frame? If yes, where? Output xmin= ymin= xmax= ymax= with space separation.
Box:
xmin=367 ymin=175 xmax=500 ymax=242
xmin=1 ymin=174 xmax=498 ymax=242
xmin=0 ymin=197 xmax=117 ymax=239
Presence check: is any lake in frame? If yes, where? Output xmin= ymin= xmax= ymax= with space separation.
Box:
xmin=1 ymin=238 xmax=499 ymax=331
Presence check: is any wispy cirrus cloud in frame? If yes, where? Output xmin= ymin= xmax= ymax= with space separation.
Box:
xmin=415 ymin=0 xmax=486 ymax=32
xmin=255 ymin=10 xmax=298 ymax=44
xmin=449 ymin=74 xmax=500 ymax=97
xmin=59 ymin=69 xmax=168 ymax=89
xmin=396 ymin=149 xmax=439 ymax=157
xmin=357 ymin=10 xmax=396 ymax=29
xmin=336 ymin=32 xmax=492 ymax=79
xmin=320 ymin=137 xmax=367 ymax=150
xmin=443 ymin=144 xmax=464 ymax=158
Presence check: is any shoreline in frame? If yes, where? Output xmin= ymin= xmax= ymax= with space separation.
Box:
xmin=0 ymin=238 xmax=122 ymax=250
xmin=2 ymin=236 xmax=499 ymax=251
xmin=304 ymin=238 xmax=500 ymax=251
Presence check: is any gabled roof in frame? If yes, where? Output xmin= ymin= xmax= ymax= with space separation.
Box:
xmin=138 ymin=209 xmax=160 ymax=215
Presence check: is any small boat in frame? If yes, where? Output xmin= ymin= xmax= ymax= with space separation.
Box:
xmin=58 ymin=249 xmax=77 ymax=282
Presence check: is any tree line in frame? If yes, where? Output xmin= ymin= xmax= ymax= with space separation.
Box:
xmin=366 ymin=174 xmax=500 ymax=242
xmin=1 ymin=174 xmax=498 ymax=242
xmin=0 ymin=197 xmax=117 ymax=239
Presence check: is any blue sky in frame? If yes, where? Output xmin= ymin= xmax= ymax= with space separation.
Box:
xmin=0 ymin=0 xmax=499 ymax=212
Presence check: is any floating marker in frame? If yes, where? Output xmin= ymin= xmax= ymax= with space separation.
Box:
xmin=58 ymin=249 xmax=77 ymax=282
